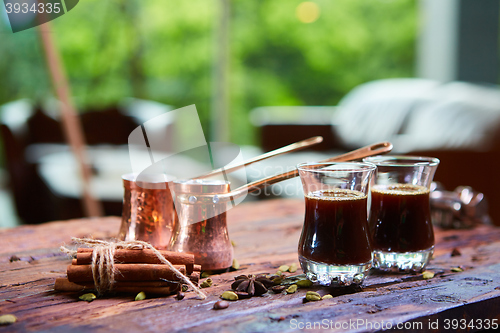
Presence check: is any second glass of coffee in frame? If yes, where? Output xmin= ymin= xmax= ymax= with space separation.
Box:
xmin=363 ymin=155 xmax=439 ymax=272
xmin=297 ymin=162 xmax=376 ymax=286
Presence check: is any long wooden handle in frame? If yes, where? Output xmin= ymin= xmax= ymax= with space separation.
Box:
xmin=37 ymin=22 xmax=103 ymax=217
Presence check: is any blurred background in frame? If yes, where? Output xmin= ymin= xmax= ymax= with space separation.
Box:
xmin=1 ymin=0 xmax=499 ymax=227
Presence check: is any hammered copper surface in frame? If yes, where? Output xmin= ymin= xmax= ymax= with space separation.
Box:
xmin=169 ymin=180 xmax=233 ymax=271
xmin=118 ymin=177 xmax=176 ymax=248
xmin=170 ymin=212 xmax=233 ymax=271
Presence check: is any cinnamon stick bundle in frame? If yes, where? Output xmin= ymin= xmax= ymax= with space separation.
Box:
xmin=59 ymin=247 xmax=202 ymax=296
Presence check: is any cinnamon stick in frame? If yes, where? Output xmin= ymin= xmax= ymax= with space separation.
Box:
xmin=67 ymin=265 xmax=198 ymax=283
xmin=55 ymin=278 xmax=178 ymax=295
xmin=67 ymin=264 xmax=186 ymax=283
xmin=76 ymin=248 xmax=195 ymax=274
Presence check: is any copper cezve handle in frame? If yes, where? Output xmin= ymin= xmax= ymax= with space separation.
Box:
xmin=178 ymin=141 xmax=393 ymax=204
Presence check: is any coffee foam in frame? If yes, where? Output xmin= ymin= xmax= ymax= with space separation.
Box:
xmin=371 ymin=184 xmax=429 ymax=196
xmin=306 ymin=189 xmax=367 ymax=201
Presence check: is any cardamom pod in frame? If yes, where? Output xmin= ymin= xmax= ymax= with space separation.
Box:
xmin=0 ymin=314 xmax=17 ymax=325
xmin=221 ymin=291 xmax=239 ymax=301
xmin=422 ymin=271 xmax=435 ymax=279
xmin=451 ymin=267 xmax=464 ymax=272
xmin=286 ymin=284 xmax=298 ymax=294
xmin=322 ymin=294 xmax=333 ymax=300
xmin=278 ymin=265 xmax=290 ymax=272
xmin=268 ymin=274 xmax=281 ymax=280
xmin=182 ymin=285 xmax=188 ymax=292
xmin=232 ymin=259 xmax=240 ymax=270
xmin=296 ymin=279 xmax=313 ymax=288
xmin=272 ymin=276 xmax=283 ymax=285
xmin=288 ymin=263 xmax=298 ymax=273
xmin=135 ymin=291 xmax=146 ymax=301
xmin=305 ymin=293 xmax=321 ymax=302
xmin=200 ymin=278 xmax=213 ymax=288
xmin=79 ymin=293 xmax=97 ymax=302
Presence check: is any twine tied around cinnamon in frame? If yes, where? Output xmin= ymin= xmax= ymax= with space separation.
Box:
xmin=60 ymin=237 xmax=206 ymax=299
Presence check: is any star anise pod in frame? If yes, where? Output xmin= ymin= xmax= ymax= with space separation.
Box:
xmin=231 ymin=274 xmax=274 ymax=298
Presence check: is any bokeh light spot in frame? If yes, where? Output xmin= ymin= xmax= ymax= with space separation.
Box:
xmin=296 ymin=2 xmax=320 ymax=24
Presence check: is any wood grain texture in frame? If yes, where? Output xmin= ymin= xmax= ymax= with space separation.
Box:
xmin=1 ymin=199 xmax=500 ymax=332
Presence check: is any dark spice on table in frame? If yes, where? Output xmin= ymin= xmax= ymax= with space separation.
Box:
xmin=213 ymin=300 xmax=230 ymax=310
xmin=231 ymin=275 xmax=274 ymax=298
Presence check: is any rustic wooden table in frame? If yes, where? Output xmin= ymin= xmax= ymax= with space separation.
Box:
xmin=1 ymin=199 xmax=500 ymax=332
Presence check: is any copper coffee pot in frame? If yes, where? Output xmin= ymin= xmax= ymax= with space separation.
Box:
xmin=119 ymin=173 xmax=175 ymax=249
xmin=169 ymin=179 xmax=233 ymax=271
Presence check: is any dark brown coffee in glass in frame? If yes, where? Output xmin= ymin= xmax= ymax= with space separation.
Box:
xmin=363 ymin=155 xmax=439 ymax=272
xmin=369 ymin=184 xmax=434 ymax=252
xmin=297 ymin=162 xmax=375 ymax=286
xmin=299 ymin=189 xmax=372 ymax=265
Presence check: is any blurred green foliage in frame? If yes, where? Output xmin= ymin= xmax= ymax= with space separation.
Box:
xmin=0 ymin=0 xmax=416 ymax=145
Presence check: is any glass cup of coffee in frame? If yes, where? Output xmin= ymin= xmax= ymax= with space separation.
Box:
xmin=297 ymin=162 xmax=376 ymax=286
xmin=363 ymin=155 xmax=440 ymax=272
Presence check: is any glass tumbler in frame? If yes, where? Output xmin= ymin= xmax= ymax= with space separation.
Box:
xmin=297 ymin=162 xmax=376 ymax=286
xmin=363 ymin=155 xmax=440 ymax=272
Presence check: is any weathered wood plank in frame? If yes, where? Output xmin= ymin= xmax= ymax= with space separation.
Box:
xmin=1 ymin=199 xmax=499 ymax=332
